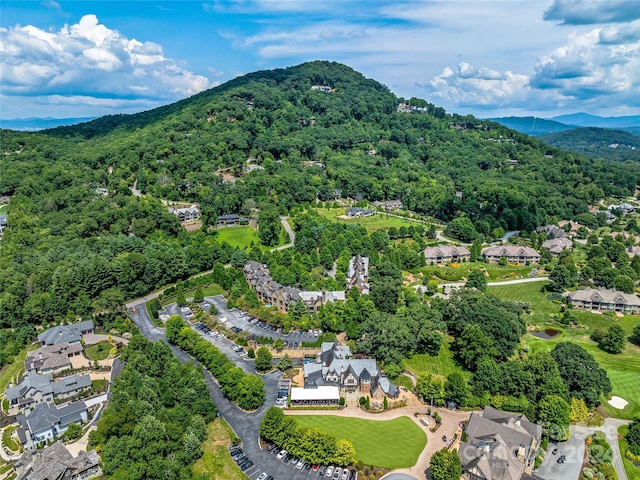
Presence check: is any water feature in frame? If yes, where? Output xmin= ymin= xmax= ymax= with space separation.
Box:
xmin=530 ymin=328 xmax=562 ymax=339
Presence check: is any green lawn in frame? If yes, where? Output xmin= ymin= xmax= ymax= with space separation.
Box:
xmin=0 ymin=345 xmax=31 ymax=392
xmin=84 ymin=342 xmax=112 ymax=361
xmin=316 ymin=207 xmax=422 ymax=232
xmin=484 ymin=263 xmax=535 ymax=281
xmin=215 ymin=226 xmax=261 ymax=249
xmin=489 ymin=282 xmax=640 ymax=420
xmin=403 ymin=339 xmax=469 ymax=381
xmin=618 ymin=425 xmax=640 ymax=480
xmin=192 ymin=419 xmax=244 ymax=480
xmin=0 ymin=204 xmax=8 ymax=214
xmin=2 ymin=425 xmax=20 ymax=452
xmin=293 ymin=415 xmax=426 ymax=469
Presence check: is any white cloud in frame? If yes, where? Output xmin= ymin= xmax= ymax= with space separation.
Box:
xmin=544 ymin=0 xmax=640 ymax=25
xmin=0 ymin=14 xmax=212 ymax=117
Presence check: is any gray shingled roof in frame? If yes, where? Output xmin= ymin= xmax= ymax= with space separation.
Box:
xmin=6 ymin=372 xmax=53 ymax=403
xmin=567 ymin=287 xmax=640 ymax=306
xmin=37 ymin=320 xmax=94 ymax=346
xmin=17 ymin=401 xmax=87 ymax=436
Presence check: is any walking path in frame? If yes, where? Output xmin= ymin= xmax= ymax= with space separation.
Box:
xmin=286 ymin=405 xmax=472 ymax=477
xmin=439 ymin=275 xmax=549 ymax=291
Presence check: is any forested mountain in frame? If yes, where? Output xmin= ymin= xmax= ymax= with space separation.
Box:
xmin=541 ymin=127 xmax=640 ymax=162
xmin=488 ymin=116 xmax=575 ymax=136
xmin=1 ymin=61 xmax=639 ymax=365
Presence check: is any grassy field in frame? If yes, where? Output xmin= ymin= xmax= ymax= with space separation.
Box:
xmin=489 ymin=281 xmax=640 ymax=419
xmin=192 ymin=419 xmax=244 ymax=480
xmin=316 ymin=207 xmax=422 ymax=232
xmin=215 ymin=226 xmax=261 ymax=249
xmin=403 ymin=339 xmax=468 ymax=381
xmin=618 ymin=425 xmax=640 ymax=480
xmin=293 ymin=415 xmax=426 ymax=469
xmin=84 ymin=342 xmax=112 ymax=361
xmin=0 ymin=345 xmax=31 ymax=392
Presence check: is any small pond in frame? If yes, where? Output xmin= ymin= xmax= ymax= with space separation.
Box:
xmin=530 ymin=328 xmax=562 ymax=340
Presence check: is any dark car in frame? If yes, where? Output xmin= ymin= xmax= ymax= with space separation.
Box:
xmin=558 ymin=455 xmax=566 ymax=464
xmin=240 ymin=460 xmax=253 ymax=471
xmin=442 ymin=435 xmax=447 ymax=442
xmin=318 ymin=465 xmax=326 ymax=476
xmin=552 ymin=448 xmax=559 ymax=455
xmin=349 ymin=470 xmax=356 ymax=480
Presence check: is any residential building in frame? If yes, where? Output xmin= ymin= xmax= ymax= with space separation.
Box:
xmin=16 ymin=401 xmax=88 ymax=450
xmin=345 ymin=207 xmax=375 ymax=218
xmin=608 ymin=203 xmax=635 ymax=215
xmin=347 ymin=255 xmax=370 ymax=294
xmin=536 ymin=225 xmax=566 ymax=239
xmin=541 ymin=237 xmax=573 ymax=255
xmin=290 ymin=386 xmax=340 ymax=407
xmin=482 ymin=246 xmax=540 ymax=264
xmin=459 ymin=406 xmax=542 ymax=480
xmin=5 ymin=372 xmax=91 ymax=415
xmin=13 ymin=441 xmax=101 ymax=480
xmin=25 ymin=343 xmax=83 ymax=375
xmin=311 ymin=85 xmax=332 ymax=92
xmin=557 ymin=220 xmax=585 ymax=235
xmin=303 ymin=342 xmax=398 ymax=399
xmin=216 ymin=214 xmax=250 ymax=227
xmin=37 ymin=320 xmax=94 ymax=346
xmin=372 ymin=200 xmax=403 ymax=211
xmin=243 ymin=262 xmax=345 ymax=313
xmin=0 ymin=214 xmax=8 ymax=233
xmin=424 ymin=245 xmax=471 ymax=264
xmin=168 ymin=205 xmax=201 ymax=221
xmin=566 ymin=287 xmax=640 ymax=315
xmin=627 ymin=246 xmax=640 ymax=258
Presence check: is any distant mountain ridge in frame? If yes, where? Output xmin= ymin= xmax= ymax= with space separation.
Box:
xmin=541 ymin=127 xmax=640 ymax=162
xmin=489 ymin=113 xmax=640 ymax=136
xmin=0 ymin=117 xmax=96 ymax=131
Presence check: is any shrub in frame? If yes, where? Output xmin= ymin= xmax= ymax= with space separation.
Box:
xmin=583 ymin=468 xmax=594 ymax=479
xmin=339 ymin=397 xmax=346 ymax=406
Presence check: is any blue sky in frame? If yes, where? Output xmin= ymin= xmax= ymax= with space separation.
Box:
xmin=1 ymin=0 xmax=640 ymax=120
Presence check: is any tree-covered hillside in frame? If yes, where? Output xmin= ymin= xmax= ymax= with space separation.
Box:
xmin=0 ymin=61 xmax=638 ymax=366
xmin=541 ymin=127 xmax=640 ymax=162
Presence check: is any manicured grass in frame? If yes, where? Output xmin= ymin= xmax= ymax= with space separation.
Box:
xmin=488 ymin=281 xmax=640 ymax=420
xmin=316 ymin=207 xmax=422 ymax=232
xmin=403 ymin=339 xmax=469 ymax=381
xmin=0 ymin=204 xmax=8 ymax=214
xmin=92 ymin=379 xmax=109 ymax=391
xmin=201 ymin=284 xmax=223 ymax=296
xmin=393 ymin=375 xmax=415 ymax=392
xmin=0 ymin=345 xmax=31 ymax=392
xmin=618 ymin=425 xmax=640 ymax=480
xmin=215 ymin=226 xmax=261 ymax=249
xmin=484 ymin=263 xmax=535 ymax=281
xmin=84 ymin=342 xmax=112 ymax=361
xmin=2 ymin=425 xmax=20 ymax=452
xmin=192 ymin=419 xmax=244 ymax=480
xmin=293 ymin=415 xmax=426 ymax=469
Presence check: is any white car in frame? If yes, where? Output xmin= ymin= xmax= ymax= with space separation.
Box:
xmin=276 ymin=449 xmax=287 ymax=460
xmin=218 ymin=316 xmax=227 ymax=323
xmin=296 ymin=459 xmax=305 ymax=469
xmin=256 ymin=474 xmax=268 ymax=480
xmin=325 ymin=466 xmax=334 ymax=477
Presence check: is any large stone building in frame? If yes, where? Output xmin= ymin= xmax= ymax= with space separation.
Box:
xmin=243 ymin=261 xmax=345 ymax=313
xmin=25 ymin=343 xmax=83 ymax=375
xmin=566 ymin=287 xmax=640 ymax=315
xmin=347 ymin=255 xmax=370 ymax=294
xmin=37 ymin=320 xmax=94 ymax=346
xmin=459 ymin=406 xmax=542 ymax=480
xmin=13 ymin=441 xmax=101 ymax=480
xmin=482 ymin=246 xmax=540 ymax=264
xmin=303 ymin=342 xmax=398 ymax=399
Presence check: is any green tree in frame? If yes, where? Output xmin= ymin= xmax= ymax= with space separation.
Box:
xmin=627 ymin=419 xmax=640 ymax=455
xmin=176 ymin=280 xmax=187 ymax=307
xmin=333 ymin=439 xmax=356 ymax=466
xmin=630 ymin=324 xmax=640 ymax=347
xmin=429 ymin=448 xmax=462 ymax=480
xmin=466 ymin=270 xmax=487 ymax=292
xmin=258 ymin=205 xmax=282 ymax=247
xmin=416 ymin=374 xmax=446 ymax=406
xmin=551 ymin=343 xmax=611 ymax=407
xmin=62 ymin=422 xmax=83 ymax=441
xmin=599 ymin=324 xmax=626 ymax=354
xmin=255 ymin=346 xmax=273 ymax=372
xmin=444 ymin=217 xmax=477 ymax=242
xmin=193 ymin=284 xmax=204 ymax=303
xmin=613 ymin=274 xmax=635 ymax=294
xmin=183 ymin=430 xmax=203 ymax=461
xmin=277 ymin=353 xmax=293 ymax=371
xmin=569 ymin=397 xmax=589 ymax=423
xmin=445 ymin=372 xmax=468 ymax=407
xmin=274 ymin=337 xmax=285 ymax=352
xmin=236 ymin=374 xmax=265 ymax=410
xmin=537 ymin=395 xmax=570 ymax=441
xmin=451 ymin=324 xmax=497 ymax=371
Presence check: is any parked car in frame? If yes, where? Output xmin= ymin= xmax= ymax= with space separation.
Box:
xmin=552 ymin=448 xmax=559 ymax=455
xmin=332 ymin=468 xmax=341 ymax=480
xmin=341 ymin=470 xmax=348 ymax=480
xmin=276 ymin=450 xmax=287 ymax=460
xmin=257 ymin=473 xmax=268 ymax=480
xmin=349 ymin=470 xmax=357 ymax=480
xmin=318 ymin=465 xmax=326 ymax=476
xmin=325 ymin=466 xmax=334 ymax=477
xmin=296 ymin=459 xmax=305 ymax=470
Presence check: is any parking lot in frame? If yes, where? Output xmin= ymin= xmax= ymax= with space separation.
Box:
xmin=534 ymin=428 xmax=586 ymax=480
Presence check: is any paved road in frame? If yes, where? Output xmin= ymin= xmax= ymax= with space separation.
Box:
xmin=439 ymin=276 xmax=550 ymax=291
xmin=534 ymin=418 xmax=631 ymax=480
xmin=272 ymin=216 xmax=295 ymax=251
xmin=128 ymin=301 xmax=334 ymax=480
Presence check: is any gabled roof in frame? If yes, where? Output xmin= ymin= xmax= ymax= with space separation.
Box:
xmin=482 ymin=246 xmax=540 ymax=258
xmin=567 ymin=287 xmax=640 ymax=306
xmin=17 ymin=401 xmax=87 ymax=435
xmin=6 ymin=372 xmax=54 ymax=403
xmin=37 ymin=320 xmax=94 ymax=346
